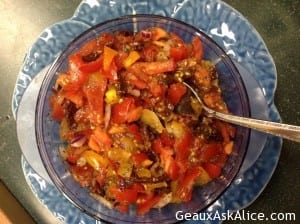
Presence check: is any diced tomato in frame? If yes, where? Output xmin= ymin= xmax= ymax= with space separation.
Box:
xmin=175 ymin=166 xmax=202 ymax=202
xmin=137 ymin=194 xmax=162 ymax=215
xmin=88 ymin=127 xmax=112 ymax=152
xmin=112 ymin=97 xmax=133 ymax=123
xmin=128 ymin=124 xmax=143 ymax=143
xmin=49 ymin=93 xmax=64 ymax=120
xmin=66 ymin=147 xmax=84 ymax=164
xmin=167 ymin=82 xmax=187 ymax=105
xmin=170 ymin=46 xmax=188 ymax=62
xmin=166 ymin=158 xmax=180 ymax=180
xmin=84 ymin=72 xmax=107 ymax=122
xmin=152 ymin=139 xmax=164 ymax=154
xmin=63 ymin=89 xmax=84 ymax=107
xmin=131 ymin=183 xmax=145 ymax=193
xmin=111 ymin=97 xmax=141 ymax=123
xmin=132 ymin=153 xmax=149 ymax=166
xmin=141 ymin=44 xmax=159 ymax=62
xmin=148 ymin=80 xmax=166 ymax=97
xmin=130 ymin=59 xmax=176 ymax=75
xmin=199 ymin=143 xmax=221 ymax=162
xmin=192 ymin=36 xmax=203 ymax=63
xmin=126 ymin=73 xmax=148 ymax=89
xmin=160 ymin=130 xmax=175 ymax=147
xmin=203 ymin=163 xmax=222 ymax=178
xmin=113 ymin=188 xmax=138 ymax=204
xmin=127 ymin=106 xmax=143 ymax=123
xmin=77 ymin=38 xmax=100 ymax=56
xmin=175 ymin=128 xmax=193 ymax=161
xmin=69 ymin=53 xmax=103 ymax=75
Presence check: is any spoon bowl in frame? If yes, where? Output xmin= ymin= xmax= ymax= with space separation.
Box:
xmin=183 ymin=82 xmax=300 ymax=143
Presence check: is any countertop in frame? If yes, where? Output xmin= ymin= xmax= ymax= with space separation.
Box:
xmin=0 ymin=0 xmax=299 ymax=223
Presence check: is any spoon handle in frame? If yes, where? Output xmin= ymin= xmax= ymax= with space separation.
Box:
xmin=212 ymin=111 xmax=300 ymax=142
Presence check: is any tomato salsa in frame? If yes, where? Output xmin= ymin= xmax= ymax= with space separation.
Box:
xmin=50 ymin=27 xmax=236 ymax=215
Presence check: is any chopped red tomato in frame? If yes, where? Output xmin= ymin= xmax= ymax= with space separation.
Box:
xmin=110 ymin=188 xmax=138 ymax=204
xmin=49 ymin=93 xmax=64 ymax=120
xmin=137 ymin=194 xmax=162 ymax=215
xmin=199 ymin=143 xmax=222 ymax=162
xmin=175 ymin=128 xmax=193 ymax=161
xmin=132 ymin=153 xmax=149 ymax=166
xmin=84 ymin=72 xmax=107 ymax=122
xmin=112 ymin=97 xmax=141 ymax=123
xmin=88 ymin=127 xmax=112 ymax=152
xmin=175 ymin=166 xmax=202 ymax=202
xmin=160 ymin=130 xmax=175 ymax=147
xmin=149 ymin=80 xmax=166 ymax=97
xmin=165 ymin=157 xmax=180 ymax=180
xmin=167 ymin=82 xmax=187 ymax=105
xmin=128 ymin=124 xmax=143 ymax=143
xmin=69 ymin=53 xmax=103 ymax=75
xmin=203 ymin=163 xmax=222 ymax=179
xmin=130 ymin=59 xmax=176 ymax=75
xmin=141 ymin=44 xmax=159 ymax=62
xmin=192 ymin=36 xmax=203 ymax=63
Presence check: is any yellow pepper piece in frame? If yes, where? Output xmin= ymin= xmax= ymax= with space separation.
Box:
xmin=143 ymin=182 xmax=168 ymax=192
xmin=135 ymin=167 xmax=152 ymax=178
xmin=195 ymin=166 xmax=212 ymax=186
xmin=166 ymin=121 xmax=185 ymax=139
xmin=103 ymin=46 xmax=118 ymax=71
xmin=107 ymin=147 xmax=131 ymax=162
xmin=105 ymin=86 xmax=119 ymax=104
xmin=81 ymin=150 xmax=109 ymax=170
xmin=140 ymin=109 xmax=164 ymax=133
xmin=224 ymin=140 xmax=234 ymax=155
xmin=123 ymin=51 xmax=140 ymax=68
xmin=117 ymin=162 xmax=133 ymax=178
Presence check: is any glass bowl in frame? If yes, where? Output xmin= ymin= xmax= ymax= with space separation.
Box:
xmin=36 ymin=15 xmax=250 ymax=223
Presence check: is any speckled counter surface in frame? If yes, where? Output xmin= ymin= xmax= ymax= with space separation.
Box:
xmin=0 ymin=1 xmax=299 ymax=223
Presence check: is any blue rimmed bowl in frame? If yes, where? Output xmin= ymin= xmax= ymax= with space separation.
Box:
xmin=35 ymin=15 xmax=250 ymax=223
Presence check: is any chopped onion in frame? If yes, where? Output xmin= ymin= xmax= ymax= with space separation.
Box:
xmin=70 ymin=134 xmax=86 ymax=147
xmin=104 ymin=103 xmax=111 ymax=130
xmin=128 ymin=88 xmax=140 ymax=97
xmin=141 ymin=30 xmax=152 ymax=39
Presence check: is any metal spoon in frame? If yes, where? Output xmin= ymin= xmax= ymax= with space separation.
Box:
xmin=183 ymin=82 xmax=300 ymax=143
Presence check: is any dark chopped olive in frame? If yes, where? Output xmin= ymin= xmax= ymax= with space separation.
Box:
xmin=154 ymin=187 xmax=170 ymax=195
xmin=82 ymin=51 xmax=100 ymax=62
xmin=174 ymin=91 xmax=194 ymax=115
xmin=63 ymin=100 xmax=77 ymax=129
